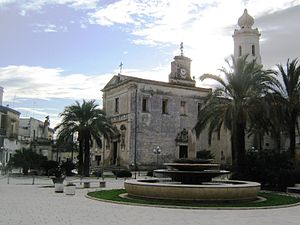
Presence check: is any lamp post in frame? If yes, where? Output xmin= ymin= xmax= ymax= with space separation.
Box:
xmin=153 ymin=146 xmax=161 ymax=169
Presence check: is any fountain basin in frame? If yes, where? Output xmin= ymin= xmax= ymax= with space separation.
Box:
xmin=164 ymin=162 xmax=220 ymax=171
xmin=124 ymin=179 xmax=261 ymax=202
xmin=154 ymin=169 xmax=230 ymax=184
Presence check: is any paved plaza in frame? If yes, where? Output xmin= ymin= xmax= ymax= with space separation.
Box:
xmin=0 ymin=176 xmax=300 ymax=225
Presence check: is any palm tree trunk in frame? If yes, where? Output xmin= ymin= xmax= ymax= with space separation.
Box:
xmin=78 ymin=140 xmax=83 ymax=176
xmin=289 ymin=119 xmax=296 ymax=158
xmin=233 ymin=122 xmax=246 ymax=173
xmin=83 ymin=133 xmax=90 ymax=177
xmin=230 ymin=134 xmax=235 ymax=163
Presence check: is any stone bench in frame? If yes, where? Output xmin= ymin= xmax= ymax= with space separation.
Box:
xmin=287 ymin=184 xmax=300 ymax=194
xmin=73 ymin=180 xmax=106 ymax=188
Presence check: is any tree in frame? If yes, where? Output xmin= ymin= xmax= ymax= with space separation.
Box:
xmin=8 ymin=148 xmax=47 ymax=175
xmin=273 ymin=58 xmax=300 ymax=158
xmin=55 ymin=100 xmax=116 ymax=177
xmin=40 ymin=160 xmax=59 ymax=176
xmin=194 ymin=55 xmax=276 ymax=171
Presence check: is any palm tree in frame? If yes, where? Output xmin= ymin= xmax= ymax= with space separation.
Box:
xmin=194 ymin=55 xmax=276 ymax=171
xmin=55 ymin=100 xmax=116 ymax=177
xmin=273 ymin=58 xmax=300 ymax=158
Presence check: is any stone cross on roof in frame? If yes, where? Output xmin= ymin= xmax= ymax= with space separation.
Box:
xmin=180 ymin=42 xmax=184 ymax=56
xmin=119 ymin=62 xmax=123 ymax=74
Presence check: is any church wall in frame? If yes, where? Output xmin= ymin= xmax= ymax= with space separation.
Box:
xmin=131 ymin=82 xmax=209 ymax=169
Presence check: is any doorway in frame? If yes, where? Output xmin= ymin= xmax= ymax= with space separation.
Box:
xmin=112 ymin=141 xmax=118 ymax=165
xmin=179 ymin=145 xmax=188 ymax=158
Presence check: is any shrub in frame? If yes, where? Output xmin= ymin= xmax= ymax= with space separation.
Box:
xmin=41 ymin=160 xmax=59 ymax=176
xmin=173 ymin=158 xmax=212 ymax=164
xmin=196 ymin=149 xmax=214 ymax=159
xmin=61 ymin=161 xmax=76 ymax=176
xmin=146 ymin=170 xmax=153 ymax=177
xmin=234 ymin=149 xmax=300 ymax=191
xmin=8 ymin=148 xmax=47 ymax=175
xmin=91 ymin=169 xmax=102 ymax=177
xmin=114 ymin=170 xmax=132 ymax=178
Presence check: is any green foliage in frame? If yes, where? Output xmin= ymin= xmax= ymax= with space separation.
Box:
xmin=194 ymin=55 xmax=276 ymax=171
xmin=273 ymin=58 xmax=300 ymax=158
xmin=91 ymin=169 xmax=102 ymax=177
xmin=88 ymin=189 xmax=300 ymax=208
xmin=41 ymin=160 xmax=59 ymax=176
xmin=196 ymin=150 xmax=215 ymax=159
xmin=61 ymin=161 xmax=76 ymax=176
xmin=234 ymin=149 xmax=300 ymax=191
xmin=8 ymin=148 xmax=47 ymax=175
xmin=146 ymin=170 xmax=153 ymax=177
xmin=113 ymin=170 xmax=132 ymax=178
xmin=55 ymin=100 xmax=117 ymax=177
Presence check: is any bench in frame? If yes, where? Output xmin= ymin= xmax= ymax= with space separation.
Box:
xmin=80 ymin=180 xmax=106 ymax=188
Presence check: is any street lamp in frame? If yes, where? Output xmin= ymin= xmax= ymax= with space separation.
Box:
xmin=153 ymin=146 xmax=161 ymax=169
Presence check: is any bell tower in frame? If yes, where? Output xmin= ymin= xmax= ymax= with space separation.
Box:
xmin=169 ymin=43 xmax=196 ymax=87
xmin=233 ymin=9 xmax=261 ymax=65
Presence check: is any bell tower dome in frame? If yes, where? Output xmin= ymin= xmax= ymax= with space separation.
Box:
xmin=233 ymin=9 xmax=261 ymax=65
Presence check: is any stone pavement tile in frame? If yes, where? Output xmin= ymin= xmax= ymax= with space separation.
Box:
xmin=1 ymin=177 xmax=300 ymax=225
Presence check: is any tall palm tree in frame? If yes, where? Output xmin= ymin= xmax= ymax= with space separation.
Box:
xmin=273 ymin=58 xmax=300 ymax=158
xmin=55 ymin=100 xmax=116 ymax=177
xmin=194 ymin=55 xmax=276 ymax=171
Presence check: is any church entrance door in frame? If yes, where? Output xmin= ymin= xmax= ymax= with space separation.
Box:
xmin=112 ymin=141 xmax=118 ymax=165
xmin=179 ymin=146 xmax=188 ymax=158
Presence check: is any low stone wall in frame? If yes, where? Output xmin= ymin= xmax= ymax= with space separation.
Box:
xmin=124 ymin=179 xmax=261 ymax=202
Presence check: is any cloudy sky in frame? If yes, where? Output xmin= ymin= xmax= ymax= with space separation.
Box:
xmin=0 ymin=0 xmax=299 ymax=128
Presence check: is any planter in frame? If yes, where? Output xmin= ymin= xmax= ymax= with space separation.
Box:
xmin=65 ymin=185 xmax=76 ymax=195
xmin=54 ymin=183 xmax=64 ymax=193
xmin=83 ymin=182 xmax=90 ymax=188
xmin=100 ymin=181 xmax=106 ymax=188
xmin=52 ymin=177 xmax=65 ymax=184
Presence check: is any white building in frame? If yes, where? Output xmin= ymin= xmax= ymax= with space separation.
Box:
xmin=0 ymin=87 xmax=21 ymax=167
xmin=19 ymin=117 xmax=54 ymax=159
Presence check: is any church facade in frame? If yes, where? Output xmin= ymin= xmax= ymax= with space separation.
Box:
xmin=98 ymin=9 xmax=281 ymax=169
xmin=101 ymin=51 xmax=210 ymax=169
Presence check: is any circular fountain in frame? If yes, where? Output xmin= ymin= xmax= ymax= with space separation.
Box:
xmin=124 ymin=159 xmax=260 ymax=202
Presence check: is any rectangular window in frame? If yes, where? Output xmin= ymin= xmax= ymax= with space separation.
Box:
xmin=142 ymin=97 xmax=149 ymax=112
xmin=180 ymin=101 xmax=186 ymax=115
xmin=162 ymin=99 xmax=168 ymax=114
xmin=197 ymin=103 xmax=202 ymax=118
xmin=115 ymin=98 xmax=119 ymax=113
xmin=1 ymin=115 xmax=6 ymax=129
xmin=239 ymin=45 xmax=242 ymax=57
xmin=252 ymin=45 xmax=255 ymax=56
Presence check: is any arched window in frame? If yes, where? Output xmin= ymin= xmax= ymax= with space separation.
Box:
xmin=239 ymin=46 xmax=242 ymax=56
xmin=252 ymin=45 xmax=255 ymax=56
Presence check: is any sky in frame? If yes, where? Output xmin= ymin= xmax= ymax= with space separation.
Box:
xmin=0 ymin=0 xmax=300 ymax=128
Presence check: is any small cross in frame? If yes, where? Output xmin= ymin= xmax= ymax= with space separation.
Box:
xmin=180 ymin=42 xmax=184 ymax=56
xmin=119 ymin=62 xmax=123 ymax=74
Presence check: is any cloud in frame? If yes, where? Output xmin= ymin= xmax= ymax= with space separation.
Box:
xmin=0 ymin=0 xmax=99 ymax=14
xmin=32 ymin=24 xmax=68 ymax=33
xmin=0 ymin=65 xmax=113 ymax=102
xmin=0 ymin=64 xmax=172 ymax=128
xmin=86 ymin=0 xmax=300 ymax=77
